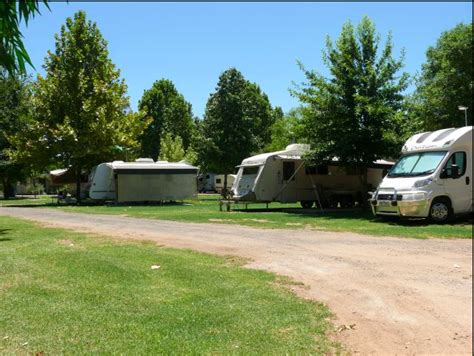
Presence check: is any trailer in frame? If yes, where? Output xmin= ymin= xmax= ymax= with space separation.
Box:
xmin=231 ymin=144 xmax=393 ymax=208
xmin=89 ymin=158 xmax=198 ymax=203
xmin=197 ymin=173 xmax=216 ymax=193
xmin=371 ymin=126 xmax=472 ymax=222
xmin=214 ymin=174 xmax=236 ymax=194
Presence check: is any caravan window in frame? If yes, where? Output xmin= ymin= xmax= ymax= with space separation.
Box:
xmin=243 ymin=166 xmax=260 ymax=175
xmin=283 ymin=162 xmax=295 ymax=181
xmin=305 ymin=165 xmax=328 ymax=175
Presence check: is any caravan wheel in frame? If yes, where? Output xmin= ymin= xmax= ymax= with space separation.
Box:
xmin=300 ymin=201 xmax=314 ymax=209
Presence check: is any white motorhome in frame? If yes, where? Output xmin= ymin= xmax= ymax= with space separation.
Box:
xmin=89 ymin=158 xmax=198 ymax=203
xmin=371 ymin=126 xmax=472 ymax=222
xmin=231 ymin=144 xmax=393 ymax=208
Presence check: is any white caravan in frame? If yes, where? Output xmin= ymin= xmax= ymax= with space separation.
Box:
xmin=89 ymin=158 xmax=198 ymax=203
xmin=214 ymin=174 xmax=236 ymax=194
xmin=231 ymin=144 xmax=393 ymax=208
xmin=371 ymin=126 xmax=472 ymax=222
xmin=197 ymin=173 xmax=216 ymax=193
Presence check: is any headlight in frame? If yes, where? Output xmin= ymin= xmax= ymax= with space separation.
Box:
xmin=402 ymin=192 xmax=426 ymax=201
xmin=413 ymin=177 xmax=433 ymax=188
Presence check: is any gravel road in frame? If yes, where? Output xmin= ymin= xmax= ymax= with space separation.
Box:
xmin=1 ymin=207 xmax=472 ymax=354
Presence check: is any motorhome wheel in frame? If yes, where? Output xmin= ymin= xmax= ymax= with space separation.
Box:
xmin=429 ymin=198 xmax=452 ymax=223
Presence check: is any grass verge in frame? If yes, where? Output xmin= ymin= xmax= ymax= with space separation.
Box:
xmin=0 ymin=216 xmax=338 ymax=354
xmin=1 ymin=194 xmax=472 ymax=238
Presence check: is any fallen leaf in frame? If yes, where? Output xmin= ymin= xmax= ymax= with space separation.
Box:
xmin=335 ymin=323 xmax=356 ymax=333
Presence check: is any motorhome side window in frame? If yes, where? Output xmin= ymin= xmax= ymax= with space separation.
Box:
xmin=443 ymin=152 xmax=466 ymax=178
xmin=283 ymin=161 xmax=295 ymax=181
xmin=242 ymin=166 xmax=259 ymax=175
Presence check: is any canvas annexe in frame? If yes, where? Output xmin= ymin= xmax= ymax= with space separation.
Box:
xmin=371 ymin=126 xmax=473 ymax=222
xmin=231 ymin=144 xmax=393 ymax=208
xmin=89 ymin=159 xmax=198 ymax=203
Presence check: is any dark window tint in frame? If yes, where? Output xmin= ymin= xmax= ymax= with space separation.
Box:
xmin=444 ymin=151 xmax=466 ymax=177
xmin=305 ymin=165 xmax=328 ymax=175
xmin=345 ymin=166 xmax=362 ymax=175
xmin=216 ymin=178 xmax=222 ymax=184
xmin=283 ymin=161 xmax=295 ymax=181
xmin=243 ymin=166 xmax=259 ymax=175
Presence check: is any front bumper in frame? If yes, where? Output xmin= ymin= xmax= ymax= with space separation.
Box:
xmin=370 ymin=191 xmax=431 ymax=218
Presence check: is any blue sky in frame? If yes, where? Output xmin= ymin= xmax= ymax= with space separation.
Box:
xmin=22 ymin=2 xmax=472 ymax=118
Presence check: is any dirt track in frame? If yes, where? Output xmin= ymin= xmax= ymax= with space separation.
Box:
xmin=1 ymin=207 xmax=472 ymax=354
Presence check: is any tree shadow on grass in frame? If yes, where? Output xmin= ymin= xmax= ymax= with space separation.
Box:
xmin=2 ymin=200 xmax=193 ymax=209
xmin=234 ymin=206 xmax=473 ymax=228
xmin=0 ymin=229 xmax=12 ymax=241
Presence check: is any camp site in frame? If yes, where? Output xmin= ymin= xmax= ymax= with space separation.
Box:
xmin=0 ymin=2 xmax=472 ymax=355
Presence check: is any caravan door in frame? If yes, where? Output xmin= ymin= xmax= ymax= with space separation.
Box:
xmin=279 ymin=161 xmax=298 ymax=203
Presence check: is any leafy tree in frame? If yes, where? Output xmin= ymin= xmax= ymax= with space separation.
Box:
xmin=12 ymin=11 xmax=144 ymax=200
xmin=265 ymin=107 xmax=306 ymax=152
xmin=412 ymin=23 xmax=473 ymax=130
xmin=138 ymin=79 xmax=194 ymax=159
xmin=0 ymin=71 xmax=31 ymax=198
xmin=0 ymin=1 xmax=51 ymax=74
xmin=293 ymin=16 xmax=408 ymax=168
xmin=158 ymin=133 xmax=185 ymax=162
xmin=199 ymin=68 xmax=275 ymax=194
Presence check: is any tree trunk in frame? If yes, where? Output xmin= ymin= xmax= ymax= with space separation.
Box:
xmin=75 ymin=167 xmax=81 ymax=204
xmin=222 ymin=173 xmax=228 ymax=199
xmin=2 ymin=178 xmax=15 ymax=199
xmin=360 ymin=167 xmax=369 ymax=207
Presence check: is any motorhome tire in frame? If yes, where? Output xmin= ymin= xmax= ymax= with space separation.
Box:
xmin=429 ymin=198 xmax=453 ymax=223
xmin=300 ymin=201 xmax=314 ymax=209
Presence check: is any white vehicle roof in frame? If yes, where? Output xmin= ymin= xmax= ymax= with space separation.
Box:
xmin=402 ymin=126 xmax=472 ymax=153
xmin=239 ymin=144 xmax=310 ymax=166
xmin=101 ymin=159 xmax=198 ymax=171
xmin=238 ymin=144 xmax=394 ymax=167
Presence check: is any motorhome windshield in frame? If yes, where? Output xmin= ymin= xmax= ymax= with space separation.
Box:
xmin=388 ymin=151 xmax=447 ymax=178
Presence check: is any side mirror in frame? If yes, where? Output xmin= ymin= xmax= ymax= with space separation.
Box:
xmin=451 ymin=164 xmax=460 ymax=179
xmin=440 ymin=168 xmax=448 ymax=179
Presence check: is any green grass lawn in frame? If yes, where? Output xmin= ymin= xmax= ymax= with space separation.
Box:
xmin=0 ymin=216 xmax=338 ymax=354
xmin=1 ymin=194 xmax=472 ymax=238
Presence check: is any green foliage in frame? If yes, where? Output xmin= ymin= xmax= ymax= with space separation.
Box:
xmin=183 ymin=145 xmax=199 ymax=166
xmin=0 ymin=1 xmax=50 ymax=74
xmin=158 ymin=132 xmax=185 ymax=162
xmin=11 ymin=11 xmax=145 ymax=196
xmin=0 ymin=71 xmax=32 ymax=198
xmin=199 ymin=68 xmax=275 ymax=174
xmin=265 ymin=107 xmax=306 ymax=152
xmin=293 ymin=16 xmax=409 ymax=165
xmin=412 ymin=23 xmax=473 ymax=130
xmin=138 ymin=79 xmax=194 ymax=159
